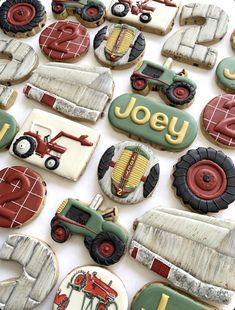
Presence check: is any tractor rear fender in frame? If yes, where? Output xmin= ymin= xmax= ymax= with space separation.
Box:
xmin=87 ymin=0 xmax=106 ymax=8
xmin=173 ymin=75 xmax=197 ymax=88
xmin=102 ymin=221 xmax=128 ymax=244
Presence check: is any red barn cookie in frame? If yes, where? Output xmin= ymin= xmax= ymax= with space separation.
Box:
xmin=0 ymin=165 xmax=46 ymax=228
xmin=202 ymin=94 xmax=235 ymax=148
xmin=39 ymin=21 xmax=90 ymax=62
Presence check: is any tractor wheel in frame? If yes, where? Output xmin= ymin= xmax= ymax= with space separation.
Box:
xmin=45 ymin=157 xmax=60 ymax=170
xmin=97 ymin=145 xmax=115 ymax=180
xmin=93 ymin=25 xmax=108 ymax=50
xmin=80 ymin=4 xmax=105 ymax=23
xmin=51 ymin=224 xmax=70 ymax=243
xmin=139 ymin=13 xmax=151 ymax=23
xmin=131 ymin=77 xmax=149 ymax=95
xmin=111 ymin=2 xmax=129 ymax=17
xmin=52 ymin=2 xmax=66 ymax=15
xmin=12 ymin=136 xmax=36 ymax=158
xmin=128 ymin=33 xmax=145 ymax=62
xmin=84 ymin=236 xmax=92 ymax=250
xmin=143 ymin=163 xmax=160 ymax=198
xmin=165 ymin=81 xmax=196 ymax=106
xmin=89 ymin=232 xmax=125 ymax=266
xmin=50 ymin=216 xmax=58 ymax=228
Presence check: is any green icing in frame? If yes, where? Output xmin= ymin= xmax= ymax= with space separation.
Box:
xmin=216 ymin=57 xmax=235 ymax=92
xmin=0 ymin=110 xmax=17 ymax=149
xmin=131 ymin=283 xmax=208 ymax=310
xmin=108 ymin=94 xmax=198 ymax=150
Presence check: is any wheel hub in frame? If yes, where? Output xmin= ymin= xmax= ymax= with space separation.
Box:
xmin=86 ymin=7 xmax=99 ymax=16
xmin=114 ymin=4 xmax=125 ymax=13
xmin=99 ymin=242 xmax=115 ymax=257
xmin=7 ymin=3 xmax=36 ymax=26
xmin=173 ymin=86 xmax=190 ymax=99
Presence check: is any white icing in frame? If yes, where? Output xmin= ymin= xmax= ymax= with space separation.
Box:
xmin=0 ymin=85 xmax=16 ymax=108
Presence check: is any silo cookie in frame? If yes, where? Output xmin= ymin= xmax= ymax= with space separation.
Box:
xmin=93 ymin=23 xmax=145 ymax=69
xmin=0 ymin=0 xmax=46 ymax=38
xmin=98 ymin=141 xmax=160 ymax=204
xmin=0 ymin=85 xmax=17 ymax=110
xmin=0 ymin=110 xmax=17 ymax=150
xmin=216 ymin=57 xmax=235 ymax=93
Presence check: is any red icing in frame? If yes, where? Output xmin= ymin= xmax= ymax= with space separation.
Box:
xmin=187 ymin=160 xmax=227 ymax=199
xmin=7 ymin=3 xmax=36 ymax=26
xmin=41 ymin=93 xmax=56 ymax=107
xmin=131 ymin=246 xmax=138 ymax=258
xmin=39 ymin=21 xmax=90 ymax=61
xmin=151 ymin=259 xmax=170 ymax=278
xmin=99 ymin=242 xmax=115 ymax=257
xmin=85 ymin=6 xmax=99 ymax=17
xmin=173 ymin=86 xmax=190 ymax=99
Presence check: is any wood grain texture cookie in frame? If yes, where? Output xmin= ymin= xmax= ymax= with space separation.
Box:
xmin=0 ymin=110 xmax=18 ymax=150
xmin=93 ymin=23 xmax=145 ymax=69
xmin=9 ymin=109 xmax=100 ymax=181
xmin=98 ymin=141 xmax=160 ymax=204
xmin=51 ymin=0 xmax=106 ymax=28
xmin=172 ymin=147 xmax=235 ymax=213
xmin=216 ymin=57 xmax=235 ymax=93
xmin=0 ymin=85 xmax=17 ymax=110
xmin=0 ymin=0 xmax=46 ymax=38
xmin=0 ymin=234 xmax=58 ymax=310
xmin=39 ymin=21 xmax=90 ymax=62
xmin=162 ymin=3 xmax=229 ymax=69
xmin=24 ymin=63 xmax=114 ymax=122
xmin=53 ymin=265 xmax=128 ymax=310
xmin=129 ymin=207 xmax=235 ymax=304
xmin=0 ymin=38 xmax=38 ymax=85
xmin=106 ymin=0 xmax=181 ymax=35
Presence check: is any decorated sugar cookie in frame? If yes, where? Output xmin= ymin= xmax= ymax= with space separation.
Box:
xmin=0 ymin=0 xmax=46 ymax=38
xmin=107 ymin=0 xmax=181 ymax=35
xmin=53 ymin=265 xmax=128 ymax=310
xmin=0 ymin=110 xmax=17 ymax=150
xmin=131 ymin=58 xmax=196 ymax=108
xmin=93 ymin=24 xmax=145 ymax=69
xmin=231 ymin=30 xmax=235 ymax=52
xmin=0 ymin=85 xmax=17 ymax=110
xmin=24 ymin=63 xmax=114 ymax=122
xmin=0 ymin=39 xmax=38 ymax=85
xmin=173 ymin=147 xmax=235 ymax=213
xmin=216 ymin=57 xmax=235 ymax=93
xmin=108 ymin=93 xmax=198 ymax=151
xmin=98 ymin=141 xmax=160 ymax=204
xmin=50 ymin=194 xmax=128 ymax=265
xmin=9 ymin=109 xmax=100 ymax=181
xmin=129 ymin=207 xmax=235 ymax=304
xmin=39 ymin=21 xmax=90 ymax=62
xmin=0 ymin=234 xmax=58 ymax=309
xmin=202 ymin=94 xmax=235 ymax=148
xmin=52 ymin=0 xmax=106 ymax=28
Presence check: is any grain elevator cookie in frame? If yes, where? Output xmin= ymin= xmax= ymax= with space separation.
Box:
xmin=231 ymin=30 xmax=235 ymax=52
xmin=24 ymin=63 xmax=114 ymax=123
xmin=98 ymin=141 xmax=160 ymax=204
xmin=107 ymin=0 xmax=181 ymax=35
xmin=108 ymin=93 xmax=198 ymax=151
xmin=0 ymin=0 xmax=46 ymax=38
xmin=173 ymin=147 xmax=235 ymax=213
xmin=131 ymin=58 xmax=196 ymax=108
xmin=93 ymin=24 xmax=145 ymax=69
xmin=51 ymin=0 xmax=106 ymax=28
xmin=0 ymin=110 xmax=17 ymax=150
xmin=0 ymin=85 xmax=17 ymax=110
xmin=39 ymin=21 xmax=90 ymax=62
xmin=0 ymin=234 xmax=58 ymax=310
xmin=129 ymin=207 xmax=235 ymax=304
xmin=53 ymin=265 xmax=128 ymax=310
xmin=50 ymin=194 xmax=128 ymax=266
xmin=216 ymin=57 xmax=235 ymax=93
xmin=0 ymin=39 xmax=38 ymax=85
xmin=9 ymin=109 xmax=100 ymax=181
xmin=202 ymin=94 xmax=235 ymax=148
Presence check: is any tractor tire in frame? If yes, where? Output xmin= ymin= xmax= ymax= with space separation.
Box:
xmin=173 ymin=147 xmax=235 ymax=213
xmin=165 ymin=81 xmax=196 ymax=106
xmin=12 ymin=136 xmax=36 ymax=158
xmin=143 ymin=163 xmax=160 ymax=198
xmin=52 ymin=2 xmax=66 ymax=15
xmin=0 ymin=0 xmax=46 ymax=35
xmin=97 ymin=145 xmax=115 ymax=180
xmin=139 ymin=13 xmax=151 ymax=23
xmin=80 ymin=4 xmax=105 ymax=23
xmin=131 ymin=77 xmax=149 ymax=95
xmin=111 ymin=2 xmax=129 ymax=17
xmin=45 ymin=157 xmax=60 ymax=170
xmin=89 ymin=232 xmax=126 ymax=265
xmin=51 ymin=224 xmax=70 ymax=243
xmin=93 ymin=25 xmax=107 ymax=50
xmin=84 ymin=236 xmax=92 ymax=250
xmin=128 ymin=33 xmax=145 ymax=62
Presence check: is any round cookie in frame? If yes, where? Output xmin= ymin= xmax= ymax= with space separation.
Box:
xmin=0 ymin=110 xmax=17 ymax=150
xmin=0 ymin=165 xmax=46 ymax=228
xmin=39 ymin=21 xmax=90 ymax=62
xmin=98 ymin=141 xmax=160 ymax=204
xmin=216 ymin=57 xmax=235 ymax=93
xmin=53 ymin=265 xmax=128 ymax=310
xmin=93 ymin=24 xmax=145 ymax=69
xmin=172 ymin=147 xmax=235 ymax=213
xmin=0 ymin=0 xmax=46 ymax=38
xmin=231 ymin=30 xmax=235 ymax=52
xmin=202 ymin=94 xmax=235 ymax=148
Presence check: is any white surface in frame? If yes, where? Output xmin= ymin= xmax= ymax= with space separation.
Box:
xmin=0 ymin=0 xmax=235 ymax=309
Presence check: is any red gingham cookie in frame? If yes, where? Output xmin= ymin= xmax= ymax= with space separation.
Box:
xmin=39 ymin=21 xmax=90 ymax=61
xmin=0 ymin=166 xmax=46 ymax=228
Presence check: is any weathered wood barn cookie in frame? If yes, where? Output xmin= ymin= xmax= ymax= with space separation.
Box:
xmin=98 ymin=141 xmax=160 ymax=204
xmin=0 ymin=110 xmax=17 ymax=150
xmin=24 ymin=63 xmax=114 ymax=122
xmin=0 ymin=234 xmax=58 ymax=310
xmin=9 ymin=109 xmax=100 ymax=181
xmin=0 ymin=85 xmax=17 ymax=110
xmin=129 ymin=207 xmax=235 ymax=304
xmin=93 ymin=23 xmax=145 ymax=69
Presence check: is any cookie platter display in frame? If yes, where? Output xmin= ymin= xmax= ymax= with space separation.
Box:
xmin=0 ymin=0 xmax=235 ymax=309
